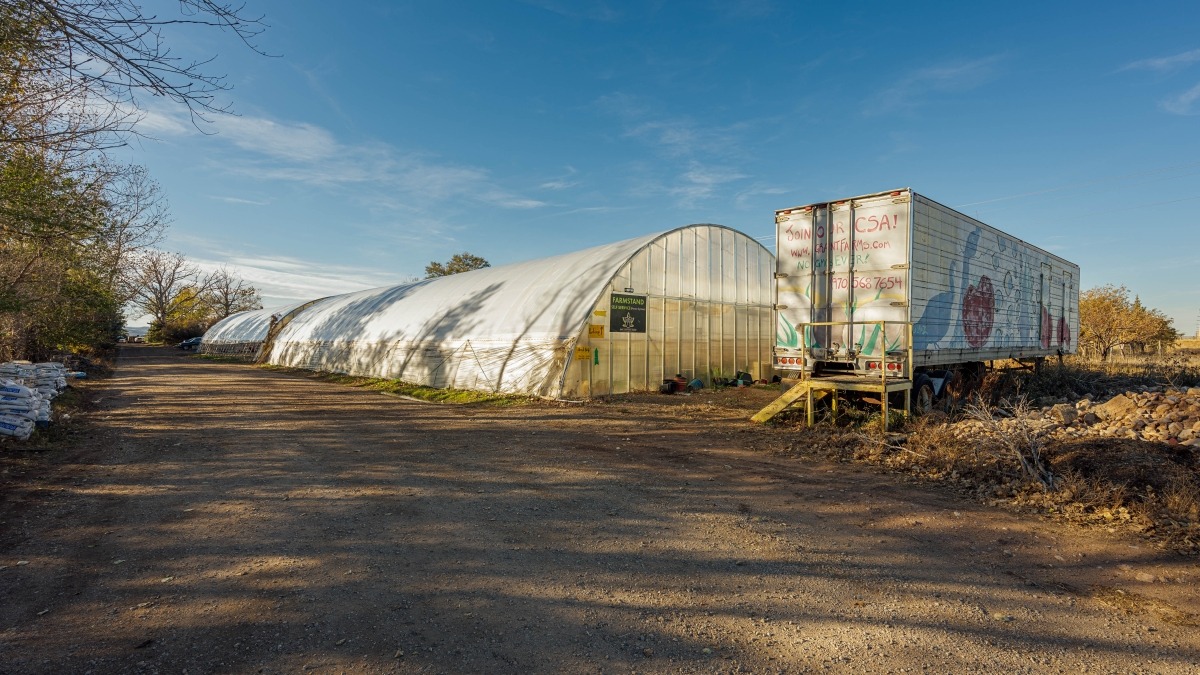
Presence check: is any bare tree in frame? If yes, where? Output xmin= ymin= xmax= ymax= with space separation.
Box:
xmin=127 ymin=249 xmax=208 ymax=332
xmin=203 ymin=265 xmax=261 ymax=320
xmin=1 ymin=0 xmax=270 ymax=154
xmin=91 ymin=163 xmax=169 ymax=298
xmin=5 ymin=0 xmax=268 ymax=112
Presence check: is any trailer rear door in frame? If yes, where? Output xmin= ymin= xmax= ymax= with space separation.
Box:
xmin=829 ymin=191 xmax=911 ymax=359
xmin=775 ymin=205 xmax=831 ymax=351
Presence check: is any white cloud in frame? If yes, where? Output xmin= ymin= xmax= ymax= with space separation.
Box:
xmin=598 ymin=91 xmax=761 ymax=165
xmin=1162 ymin=82 xmax=1200 ymax=114
xmin=141 ymin=103 xmax=545 ymax=211
xmin=1120 ymin=48 xmax=1200 ymax=72
xmin=646 ymin=162 xmax=747 ymax=206
xmin=870 ymin=55 xmax=1006 ymax=116
xmin=489 ymin=195 xmax=548 ymax=209
xmin=626 ymin=120 xmax=700 ymax=157
xmin=136 ymin=106 xmax=195 ymax=137
xmin=594 ymin=92 xmax=651 ymax=119
xmin=191 ymin=254 xmax=404 ymax=305
xmin=734 ymin=184 xmax=790 ymax=208
xmin=216 ymin=116 xmax=340 ymax=163
xmin=208 ymin=195 xmax=271 ymax=206
xmin=622 ymin=115 xmax=754 ymax=162
xmin=594 ymin=94 xmax=758 ymax=205
xmin=540 ymin=166 xmax=579 ymax=190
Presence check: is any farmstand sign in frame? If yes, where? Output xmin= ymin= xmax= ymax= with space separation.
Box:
xmin=609 ymin=293 xmax=647 ymax=333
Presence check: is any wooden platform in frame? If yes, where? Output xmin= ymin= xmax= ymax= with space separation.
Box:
xmin=751 ymin=375 xmax=913 ymax=430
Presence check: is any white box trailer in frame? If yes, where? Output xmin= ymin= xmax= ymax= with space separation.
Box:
xmin=773 ymin=188 xmax=1079 ymax=404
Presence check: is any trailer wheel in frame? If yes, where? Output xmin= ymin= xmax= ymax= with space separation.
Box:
xmin=913 ymin=374 xmax=935 ymax=415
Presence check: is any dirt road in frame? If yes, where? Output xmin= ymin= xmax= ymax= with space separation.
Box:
xmin=1 ymin=346 xmax=1198 ymax=673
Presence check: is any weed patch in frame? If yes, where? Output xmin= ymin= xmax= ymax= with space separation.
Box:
xmin=777 ymin=392 xmax=1200 ymax=554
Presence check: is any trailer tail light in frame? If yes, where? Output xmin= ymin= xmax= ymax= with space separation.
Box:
xmin=886 ymin=361 xmax=901 ymax=372
xmin=867 ymin=361 xmax=880 ymax=370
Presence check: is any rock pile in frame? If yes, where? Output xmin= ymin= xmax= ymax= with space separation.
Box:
xmin=951 ymin=387 xmax=1200 ymax=448
xmin=1083 ymin=389 xmax=1200 ymax=446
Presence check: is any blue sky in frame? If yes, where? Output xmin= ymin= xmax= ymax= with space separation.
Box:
xmin=119 ymin=1 xmax=1200 ymax=335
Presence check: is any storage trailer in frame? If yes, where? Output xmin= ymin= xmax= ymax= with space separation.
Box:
xmin=772 ymin=188 xmax=1079 ymax=410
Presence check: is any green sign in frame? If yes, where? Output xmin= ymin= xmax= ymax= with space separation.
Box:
xmin=609 ymin=293 xmax=647 ymax=333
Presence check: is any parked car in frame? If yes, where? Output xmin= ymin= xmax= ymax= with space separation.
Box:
xmin=130 ymin=335 xmax=144 ymax=343
xmin=176 ymin=337 xmax=202 ymax=350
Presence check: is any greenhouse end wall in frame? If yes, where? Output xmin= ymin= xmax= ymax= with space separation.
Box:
xmin=563 ymin=225 xmax=775 ymax=397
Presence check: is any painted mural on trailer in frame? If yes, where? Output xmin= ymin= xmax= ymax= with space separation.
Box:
xmin=908 ymin=226 xmax=1073 ymax=353
xmin=774 ymin=193 xmax=1075 ymax=358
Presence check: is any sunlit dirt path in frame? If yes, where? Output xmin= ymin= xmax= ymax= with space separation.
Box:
xmin=1 ymin=345 xmax=1197 ymax=673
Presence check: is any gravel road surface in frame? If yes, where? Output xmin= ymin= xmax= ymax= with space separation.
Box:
xmin=1 ymin=345 xmax=1197 ymax=673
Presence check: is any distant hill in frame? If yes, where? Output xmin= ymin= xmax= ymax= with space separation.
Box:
xmin=125 ymin=326 xmax=148 ymax=337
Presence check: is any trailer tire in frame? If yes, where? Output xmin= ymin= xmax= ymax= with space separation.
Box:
xmin=913 ymin=374 xmax=935 ymax=415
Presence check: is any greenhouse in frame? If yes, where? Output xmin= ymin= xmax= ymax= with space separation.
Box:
xmin=203 ymin=224 xmax=776 ymax=398
xmin=200 ymin=300 xmax=319 ymax=359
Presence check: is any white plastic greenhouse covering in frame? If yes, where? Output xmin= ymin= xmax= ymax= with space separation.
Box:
xmin=201 ymin=300 xmax=314 ymax=358
xmin=204 ymin=224 xmax=775 ymax=398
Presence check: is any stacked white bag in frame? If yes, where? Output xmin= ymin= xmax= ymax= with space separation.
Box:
xmin=32 ymin=362 xmax=69 ymax=397
xmin=0 ymin=361 xmax=73 ymax=440
xmin=0 ymin=381 xmax=38 ymax=440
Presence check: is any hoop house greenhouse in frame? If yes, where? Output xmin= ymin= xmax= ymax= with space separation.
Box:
xmin=200 ymin=300 xmax=321 ymax=358
xmin=202 ymin=225 xmax=775 ymax=398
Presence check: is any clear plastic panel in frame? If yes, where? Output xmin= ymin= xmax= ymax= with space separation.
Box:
xmin=663 ymin=299 xmax=680 ymax=377
xmin=679 ymin=302 xmax=696 ymax=379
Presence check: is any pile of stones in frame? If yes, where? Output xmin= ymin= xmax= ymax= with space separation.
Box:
xmin=951 ymin=387 xmax=1200 ymax=448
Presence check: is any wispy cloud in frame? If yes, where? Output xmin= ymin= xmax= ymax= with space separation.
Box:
xmin=292 ymin=62 xmax=351 ymax=124
xmin=595 ymin=91 xmax=757 ymax=204
xmin=625 ymin=120 xmax=703 ymax=157
xmin=1162 ymin=82 xmax=1200 ymax=114
xmin=144 ymin=104 xmax=545 ymax=212
xmin=670 ymin=164 xmax=747 ymax=204
xmin=594 ymin=92 xmax=651 ymax=119
xmin=597 ymin=90 xmax=763 ymax=163
xmin=216 ymin=116 xmax=341 ymax=163
xmin=734 ymin=184 xmax=790 ymax=208
xmin=627 ymin=162 xmax=746 ymax=207
xmin=136 ymin=106 xmax=194 ymax=137
xmin=869 ymin=55 xmax=1006 ymax=116
xmin=539 ymin=166 xmax=579 ymax=190
xmin=191 ymin=253 xmax=406 ymax=305
xmin=1120 ymin=48 xmax=1200 ymax=72
xmin=208 ymin=195 xmax=271 ymax=206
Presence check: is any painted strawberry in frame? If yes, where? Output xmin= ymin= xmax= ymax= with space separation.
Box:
xmin=962 ymin=275 xmax=995 ymax=348
xmin=1041 ymin=306 xmax=1053 ymax=349
xmin=1057 ymin=315 xmax=1070 ymax=348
